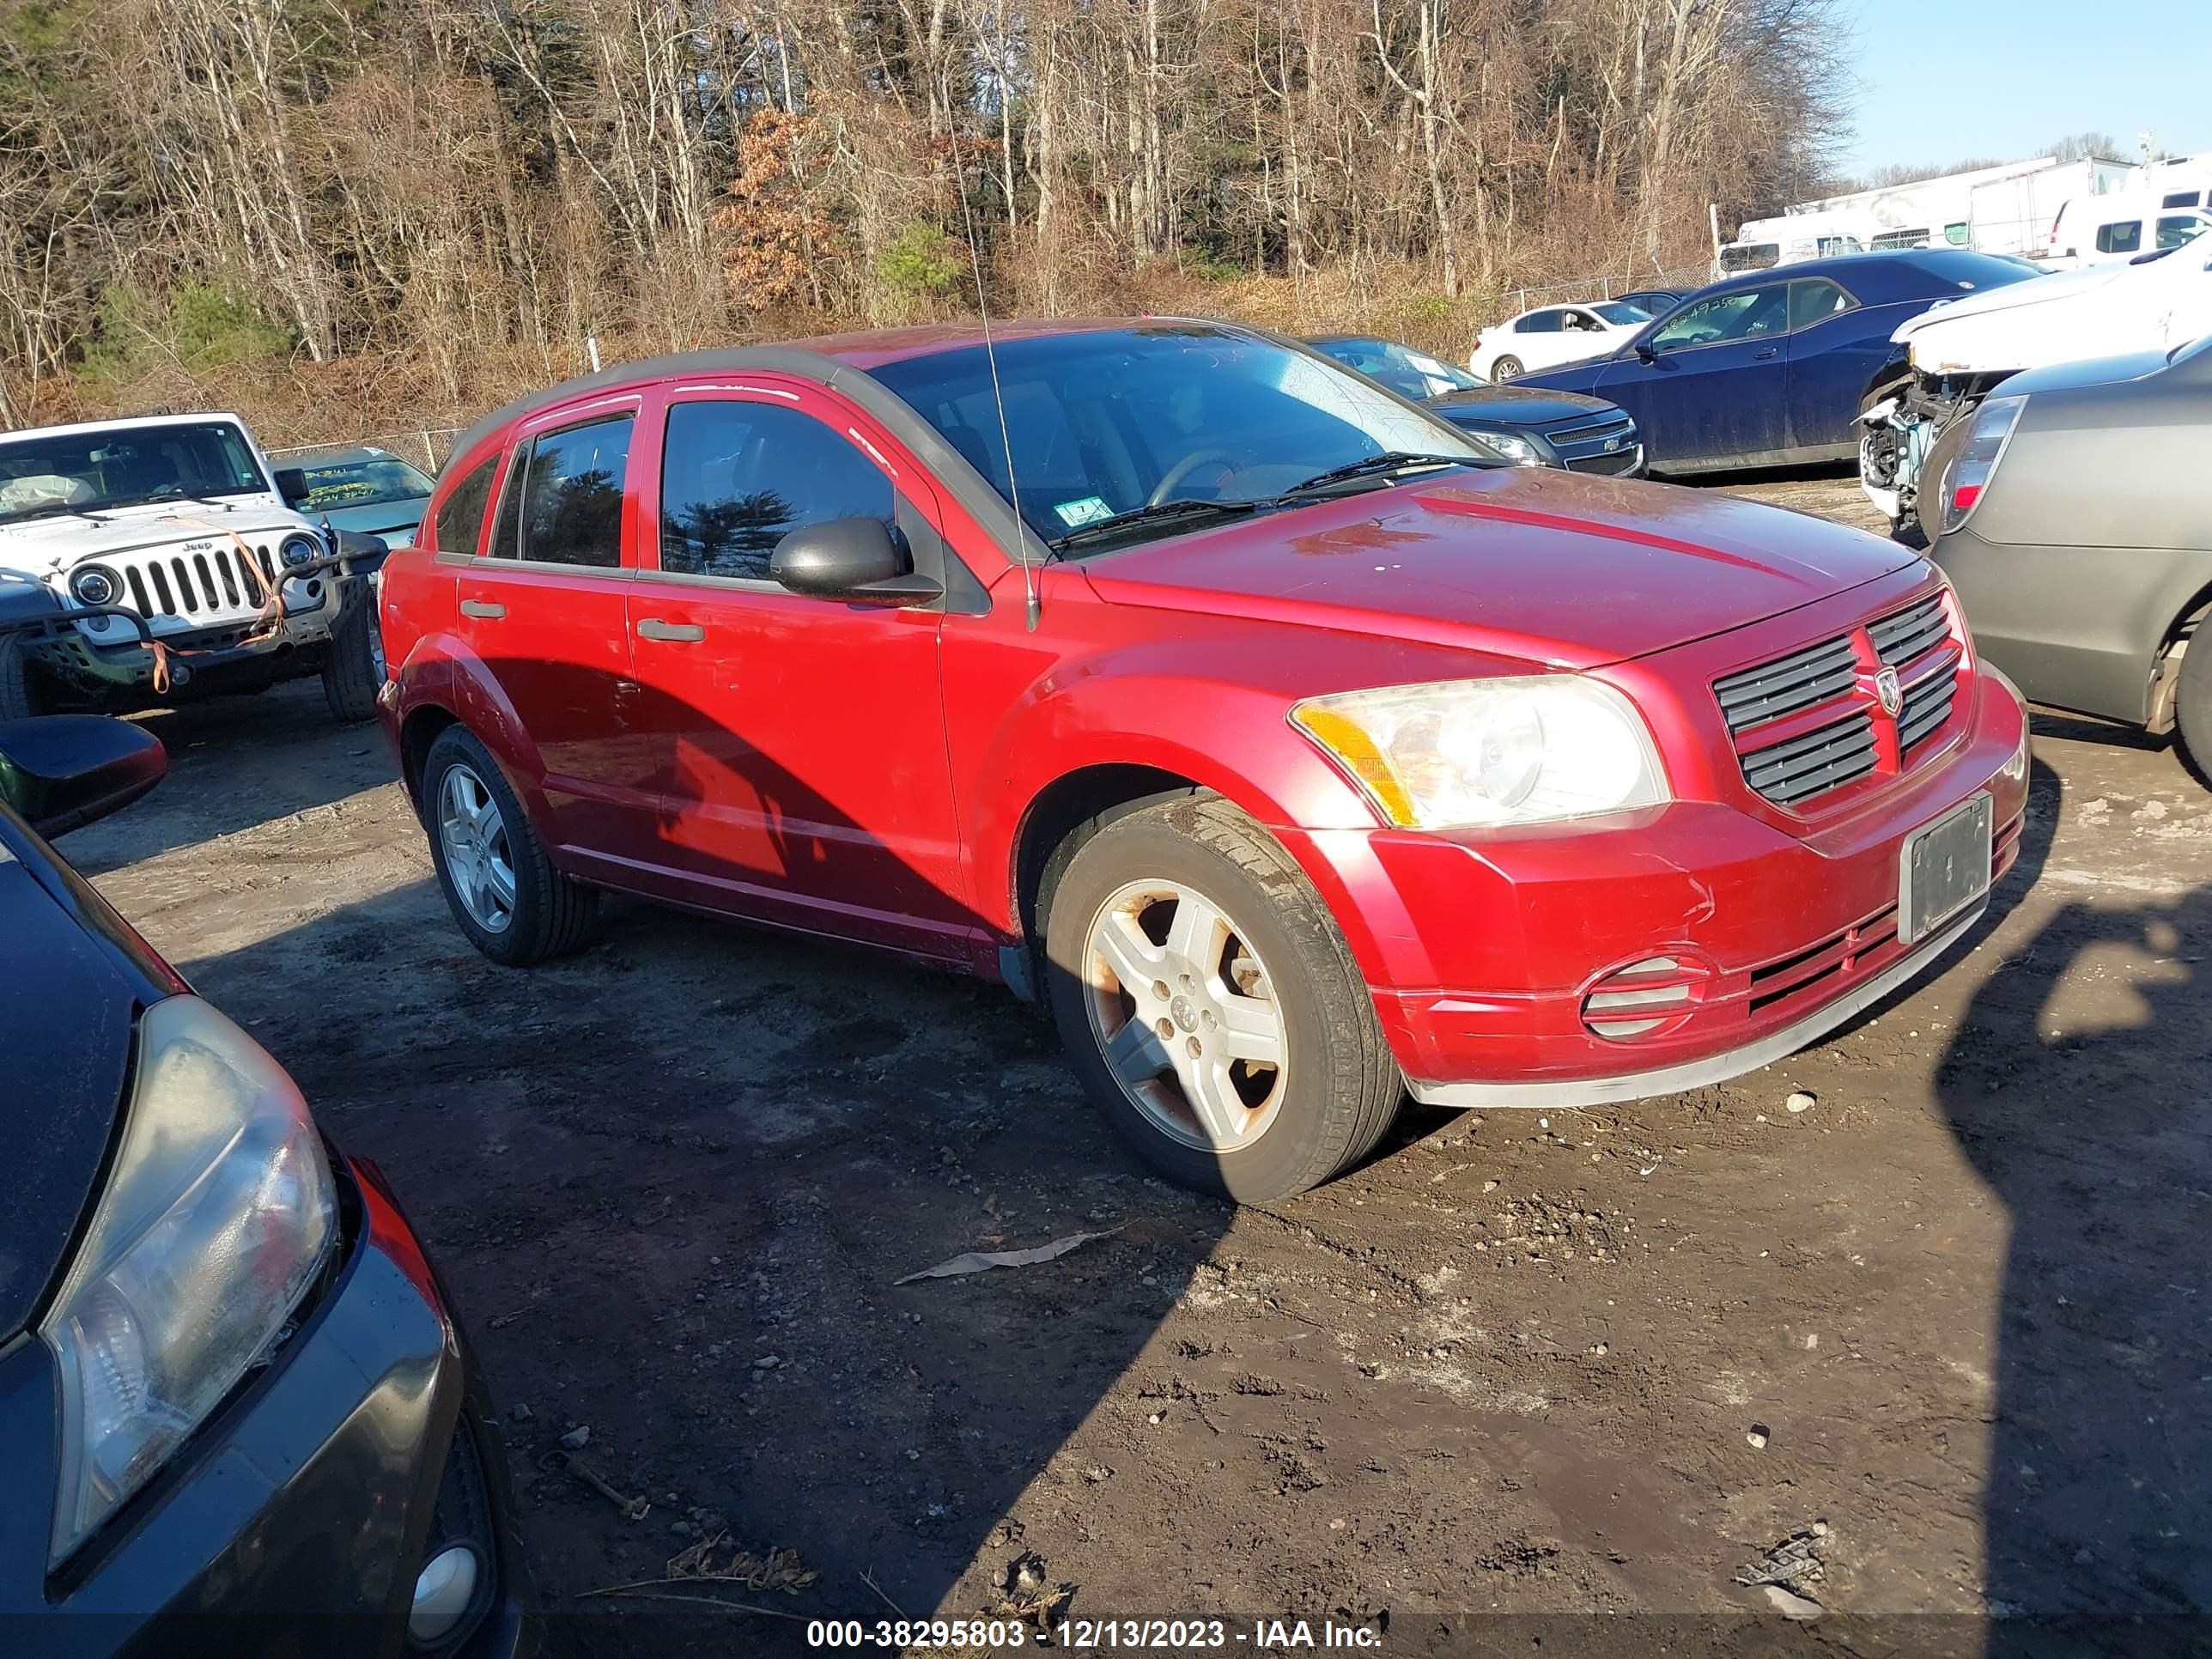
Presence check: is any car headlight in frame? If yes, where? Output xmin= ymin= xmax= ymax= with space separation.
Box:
xmin=1476 ymin=431 xmax=1544 ymax=466
xmin=40 ymin=995 xmax=336 ymax=1564
xmin=1291 ymin=676 xmax=1671 ymax=829
xmin=70 ymin=564 xmax=122 ymax=607
xmin=279 ymin=532 xmax=321 ymax=568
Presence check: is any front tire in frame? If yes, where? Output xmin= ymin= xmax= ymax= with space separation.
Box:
xmin=422 ymin=725 xmax=599 ymax=965
xmin=2177 ymin=634 xmax=2212 ymax=790
xmin=0 ymin=630 xmax=46 ymax=720
xmin=1042 ymin=795 xmax=1402 ymax=1202
xmin=1491 ymin=355 xmax=1524 ymax=381
xmin=321 ymin=583 xmax=383 ymax=722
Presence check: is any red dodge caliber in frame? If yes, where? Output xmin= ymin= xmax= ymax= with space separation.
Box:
xmin=379 ymin=320 xmax=2029 ymax=1200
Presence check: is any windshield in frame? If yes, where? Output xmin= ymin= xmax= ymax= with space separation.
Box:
xmin=1310 ymin=338 xmax=1484 ymax=399
xmin=298 ymin=453 xmax=435 ymax=512
xmin=871 ymin=325 xmax=1492 ymax=553
xmin=1589 ymin=301 xmax=1649 ymax=325
xmin=0 ymin=421 xmax=268 ymax=525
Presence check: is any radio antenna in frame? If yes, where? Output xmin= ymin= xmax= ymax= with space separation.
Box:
xmin=944 ymin=76 xmax=1040 ymax=631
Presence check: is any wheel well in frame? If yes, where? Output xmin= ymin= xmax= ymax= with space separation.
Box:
xmin=1012 ymin=763 xmax=1204 ymax=989
xmin=2162 ymin=589 xmax=2211 ymax=655
xmin=399 ymin=704 xmax=460 ymax=810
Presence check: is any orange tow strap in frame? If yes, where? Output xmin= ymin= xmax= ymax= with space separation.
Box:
xmin=138 ymin=516 xmax=291 ymax=695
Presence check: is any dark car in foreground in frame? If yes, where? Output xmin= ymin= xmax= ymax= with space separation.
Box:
xmin=1517 ymin=251 xmax=2042 ymax=474
xmin=1927 ymin=333 xmax=2212 ymax=776
xmin=1308 ymin=335 xmax=1644 ymax=475
xmin=0 ymin=723 xmax=529 ymax=1655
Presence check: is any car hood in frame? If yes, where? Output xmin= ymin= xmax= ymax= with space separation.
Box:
xmin=1427 ymin=385 xmax=1618 ymax=424
xmin=1891 ymin=264 xmax=2121 ymax=349
xmin=0 ymin=835 xmax=142 ymax=1335
xmin=319 ymin=499 xmax=427 ymax=544
xmin=0 ymin=497 xmax=307 ymax=576
xmin=2000 ymin=347 xmax=2176 ymax=397
xmin=1083 ymin=465 xmax=1918 ymax=666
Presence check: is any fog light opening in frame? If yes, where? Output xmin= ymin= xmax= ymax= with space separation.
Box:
xmin=408 ymin=1544 xmax=480 ymax=1646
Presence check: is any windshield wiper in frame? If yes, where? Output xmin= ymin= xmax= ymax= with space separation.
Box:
xmin=1046 ymin=497 xmax=1261 ymax=550
xmin=1275 ymin=452 xmax=1473 ymax=499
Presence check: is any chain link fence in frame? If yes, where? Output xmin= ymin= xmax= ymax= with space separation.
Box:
xmin=1497 ymin=260 xmax=1717 ymax=319
xmin=266 ymin=428 xmax=465 ymax=475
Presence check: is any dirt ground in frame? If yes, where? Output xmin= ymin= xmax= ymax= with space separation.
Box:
xmin=66 ymin=471 xmax=2212 ymax=1656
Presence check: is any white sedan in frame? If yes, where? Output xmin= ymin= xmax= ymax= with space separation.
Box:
xmin=1470 ymin=301 xmax=1654 ymax=381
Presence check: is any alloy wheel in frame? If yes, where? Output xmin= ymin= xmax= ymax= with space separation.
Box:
xmin=1083 ymin=879 xmax=1289 ymax=1153
xmin=438 ymin=763 xmax=517 ymax=933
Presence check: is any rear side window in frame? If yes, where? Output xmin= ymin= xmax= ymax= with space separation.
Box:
xmin=659 ymin=401 xmax=891 ymax=581
xmin=516 ymin=416 xmax=633 ymax=568
xmin=1787 ymin=278 xmax=1853 ymax=331
xmin=432 ymin=457 xmax=497 ymax=557
xmin=2096 ymin=220 xmax=2142 ymax=254
xmin=1517 ymin=311 xmax=1562 ymax=334
xmin=2163 ymin=191 xmax=2202 ymax=209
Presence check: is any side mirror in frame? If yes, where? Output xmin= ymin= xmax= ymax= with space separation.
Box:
xmin=1633 ymin=341 xmax=1658 ymax=363
xmin=769 ymin=517 xmax=941 ymax=606
xmin=0 ymin=714 xmax=167 ymax=838
xmin=274 ymin=466 xmax=310 ymax=506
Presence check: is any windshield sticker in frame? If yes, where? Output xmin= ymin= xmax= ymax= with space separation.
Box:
xmin=1053 ymin=495 xmax=1115 ymax=527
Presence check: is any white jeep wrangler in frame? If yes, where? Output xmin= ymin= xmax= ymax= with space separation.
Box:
xmin=0 ymin=411 xmax=386 ymax=722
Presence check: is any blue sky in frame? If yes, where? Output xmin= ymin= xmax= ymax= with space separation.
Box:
xmin=1845 ymin=0 xmax=2212 ymax=173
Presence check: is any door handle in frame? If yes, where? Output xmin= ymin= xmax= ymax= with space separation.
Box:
xmin=459 ymin=599 xmax=505 ymax=619
xmin=635 ymin=617 xmax=705 ymax=643
xmin=1753 ymin=347 xmax=1779 ymax=360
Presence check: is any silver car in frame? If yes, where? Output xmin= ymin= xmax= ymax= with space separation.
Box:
xmin=1928 ymin=333 xmax=2212 ymax=777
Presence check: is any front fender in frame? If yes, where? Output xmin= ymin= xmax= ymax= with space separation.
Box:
xmin=392 ymin=631 xmax=557 ymax=839
xmin=968 ymin=649 xmax=1456 ymax=994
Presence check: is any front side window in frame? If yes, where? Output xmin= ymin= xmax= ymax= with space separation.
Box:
xmin=0 ymin=421 xmax=267 ymax=525
xmin=2097 ymin=220 xmax=2143 ymax=254
xmin=869 ymin=325 xmax=1487 ymax=553
xmin=659 ymin=401 xmax=892 ymax=581
xmin=1649 ymin=286 xmax=1789 ymax=352
xmin=515 ymin=416 xmax=633 ymax=568
xmin=1586 ymin=301 xmax=1649 ymax=327
xmin=432 ymin=457 xmax=497 ymax=558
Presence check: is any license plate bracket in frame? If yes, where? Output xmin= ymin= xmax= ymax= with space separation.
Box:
xmin=1900 ymin=792 xmax=1993 ymax=945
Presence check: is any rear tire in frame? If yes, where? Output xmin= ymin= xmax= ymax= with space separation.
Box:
xmin=2176 ymin=635 xmax=2212 ymax=790
xmin=0 ymin=631 xmax=43 ymax=721
xmin=1491 ymin=355 xmax=1524 ymax=381
xmin=422 ymin=725 xmax=599 ymax=965
xmin=1042 ymin=794 xmax=1402 ymax=1202
xmin=321 ymin=584 xmax=382 ymax=723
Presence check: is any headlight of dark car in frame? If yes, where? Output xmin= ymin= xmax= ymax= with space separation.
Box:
xmin=70 ymin=564 xmax=123 ymax=607
xmin=279 ymin=532 xmax=322 ymax=568
xmin=40 ymin=995 xmax=337 ymax=1564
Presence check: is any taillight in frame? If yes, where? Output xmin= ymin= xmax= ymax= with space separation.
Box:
xmin=1940 ymin=395 xmax=2026 ymax=535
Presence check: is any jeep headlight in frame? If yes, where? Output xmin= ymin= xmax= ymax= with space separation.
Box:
xmin=279 ymin=532 xmax=320 ymax=568
xmin=40 ymin=995 xmax=336 ymax=1564
xmin=70 ymin=564 xmax=122 ymax=607
xmin=1291 ymin=677 xmax=1670 ymax=829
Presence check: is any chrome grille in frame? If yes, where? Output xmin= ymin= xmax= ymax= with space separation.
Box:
xmin=1869 ymin=594 xmax=1948 ymax=666
xmin=1741 ymin=710 xmax=1880 ymax=805
xmin=1542 ymin=411 xmax=1638 ymax=468
xmin=1898 ymin=656 xmax=1960 ymax=751
xmin=1714 ymin=635 xmax=1857 ymax=733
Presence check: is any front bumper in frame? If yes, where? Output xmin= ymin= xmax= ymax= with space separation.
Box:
xmin=0 ymin=1154 xmax=532 ymax=1656
xmin=1305 ymin=666 xmax=2028 ymax=1107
